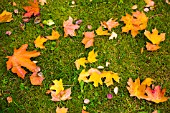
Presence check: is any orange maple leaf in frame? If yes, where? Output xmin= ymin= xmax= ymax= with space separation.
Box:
xmin=6 ymin=44 xmax=40 ymax=79
xmin=145 ymin=86 xmax=169 ymax=103
xmin=56 ymin=106 xmax=68 ymax=113
xmin=82 ymin=31 xmax=95 ymax=48
xmin=30 ymin=72 xmax=44 ymax=85
xmin=46 ymin=30 xmax=60 ymax=40
xmin=23 ymin=0 xmax=40 ymax=17
xmin=0 ymin=10 xmax=13 ymax=23
xmin=146 ymin=42 xmax=160 ymax=51
xmin=101 ymin=18 xmax=119 ymax=31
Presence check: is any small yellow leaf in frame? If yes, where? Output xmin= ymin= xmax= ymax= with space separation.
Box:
xmin=87 ymin=49 xmax=98 ymax=63
xmin=34 ymin=35 xmax=47 ymax=49
xmin=95 ymin=26 xmax=110 ymax=35
xmin=74 ymin=57 xmax=88 ymax=70
xmin=78 ymin=69 xmax=90 ymax=83
xmin=0 ymin=10 xmax=13 ymax=23
xmin=56 ymin=106 xmax=68 ymax=113
xmin=88 ymin=72 xmax=103 ymax=87
xmin=50 ymin=79 xmax=64 ymax=95
xmin=46 ymin=30 xmax=60 ymax=40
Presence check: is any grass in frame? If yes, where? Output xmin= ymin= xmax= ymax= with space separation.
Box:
xmin=0 ymin=0 xmax=170 ymax=113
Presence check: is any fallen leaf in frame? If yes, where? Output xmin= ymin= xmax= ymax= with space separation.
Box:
xmin=6 ymin=44 xmax=40 ymax=79
xmin=75 ymin=19 xmax=82 ymax=25
xmin=22 ymin=18 xmax=30 ymax=23
xmin=145 ymin=85 xmax=169 ymax=103
xmin=23 ymin=0 xmax=40 ymax=17
xmin=114 ymin=86 xmax=118 ymax=95
xmin=34 ymin=35 xmax=47 ymax=49
xmin=82 ymin=110 xmax=89 ymax=113
xmin=56 ymin=106 xmax=68 ymax=113
xmin=7 ymin=96 xmax=12 ymax=103
xmin=46 ymin=30 xmax=60 ymax=40
xmin=144 ymin=8 xmax=150 ymax=12
xmin=51 ymin=88 xmax=72 ymax=101
xmin=43 ymin=19 xmax=55 ymax=26
xmin=88 ymin=68 xmax=101 ymax=75
xmin=146 ymin=42 xmax=160 ymax=51
xmin=13 ymin=2 xmax=17 ymax=6
xmin=6 ymin=31 xmax=12 ymax=36
xmin=0 ymin=10 xmax=13 ymax=23
xmin=34 ymin=16 xmax=41 ymax=24
xmin=87 ymin=25 xmax=92 ymax=30
xmin=30 ymin=72 xmax=44 ymax=85
xmin=101 ymin=18 xmax=119 ymax=31
xmin=109 ymin=31 xmax=117 ymax=40
xmin=63 ymin=16 xmax=80 ymax=37
xmin=50 ymin=79 xmax=64 ymax=95
xmin=87 ymin=49 xmax=98 ymax=63
xmin=152 ymin=110 xmax=158 ymax=113
xmin=144 ymin=28 xmax=165 ymax=45
xmin=95 ymin=26 xmax=110 ymax=35
xmin=78 ymin=69 xmax=89 ymax=83
xmin=166 ymin=0 xmax=170 ymax=4
xmin=14 ymin=9 xmax=19 ymax=14
xmin=74 ymin=57 xmax=88 ymax=70
xmin=39 ymin=0 xmax=47 ymax=5
xmin=82 ymin=31 xmax=95 ymax=48
xmin=144 ymin=0 xmax=154 ymax=7
xmin=88 ymin=71 xmax=103 ymax=87
xmin=132 ymin=5 xmax=138 ymax=9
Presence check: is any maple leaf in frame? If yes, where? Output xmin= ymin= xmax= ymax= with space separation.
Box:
xmin=127 ymin=77 xmax=153 ymax=99
xmin=101 ymin=18 xmax=119 ymax=31
xmin=146 ymin=42 xmax=160 ymax=51
xmin=101 ymin=71 xmax=120 ymax=87
xmin=6 ymin=44 xmax=40 ymax=79
xmin=30 ymin=72 xmax=44 ymax=85
xmin=88 ymin=72 xmax=103 ymax=87
xmin=34 ymin=35 xmax=47 ymax=49
xmin=63 ymin=16 xmax=80 ymax=37
xmin=46 ymin=30 xmax=60 ymax=40
xmin=56 ymin=106 xmax=68 ymax=113
xmin=50 ymin=79 xmax=64 ymax=95
xmin=145 ymin=86 xmax=169 ymax=103
xmin=95 ymin=26 xmax=110 ymax=35
xmin=74 ymin=57 xmax=88 ymax=70
xmin=144 ymin=28 xmax=165 ymax=45
xmin=0 ymin=10 xmax=13 ymax=23
xmin=39 ymin=0 xmax=47 ymax=5
xmin=82 ymin=31 xmax=95 ymax=48
xmin=78 ymin=69 xmax=90 ymax=83
xmin=23 ymin=0 xmax=40 ymax=18
xmin=87 ymin=49 xmax=98 ymax=63
xmin=144 ymin=0 xmax=154 ymax=7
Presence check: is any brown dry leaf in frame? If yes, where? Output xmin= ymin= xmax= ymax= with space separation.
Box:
xmin=0 ymin=10 xmax=13 ymax=23
xmin=56 ymin=106 xmax=68 ymax=113
xmin=82 ymin=31 xmax=95 ymax=48
xmin=7 ymin=96 xmax=12 ymax=103
xmin=50 ymin=79 xmax=64 ymax=95
xmin=74 ymin=57 xmax=88 ymax=70
xmin=101 ymin=18 xmax=119 ymax=31
xmin=145 ymin=86 xmax=169 ymax=103
xmin=146 ymin=42 xmax=160 ymax=51
xmin=6 ymin=44 xmax=40 ymax=79
xmin=46 ymin=30 xmax=60 ymax=40
xmin=34 ymin=35 xmax=47 ymax=49
xmin=78 ymin=69 xmax=90 ymax=83
xmin=30 ymin=72 xmax=44 ymax=85
xmin=95 ymin=26 xmax=110 ymax=35
xmin=51 ymin=88 xmax=72 ymax=101
xmin=63 ymin=16 xmax=80 ymax=37
xmin=144 ymin=28 xmax=165 ymax=45
xmin=39 ymin=0 xmax=47 ymax=5
xmin=87 ymin=49 xmax=98 ymax=63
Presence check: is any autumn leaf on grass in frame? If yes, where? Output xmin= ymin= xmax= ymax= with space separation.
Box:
xmin=56 ymin=106 xmax=68 ymax=113
xmin=23 ymin=0 xmax=40 ymax=17
xmin=144 ymin=0 xmax=154 ymax=7
xmin=101 ymin=71 xmax=120 ymax=87
xmin=51 ymin=88 xmax=72 ymax=101
xmin=127 ymin=77 xmax=153 ymax=99
xmin=144 ymin=28 xmax=165 ymax=45
xmin=74 ymin=57 xmax=88 ymax=70
xmin=7 ymin=96 xmax=12 ymax=103
xmin=6 ymin=44 xmax=40 ymax=79
xmin=34 ymin=35 xmax=47 ymax=49
xmin=63 ymin=16 xmax=80 ymax=37
xmin=78 ymin=69 xmax=90 ymax=83
xmin=88 ymin=72 xmax=103 ymax=87
xmin=46 ymin=30 xmax=60 ymax=40
xmin=101 ymin=18 xmax=119 ymax=31
xmin=145 ymin=86 xmax=169 ymax=103
xmin=39 ymin=0 xmax=47 ymax=5
xmin=30 ymin=72 xmax=44 ymax=85
xmin=0 ymin=10 xmax=13 ymax=23
xmin=50 ymin=79 xmax=64 ymax=95
xmin=82 ymin=31 xmax=95 ymax=48
xmin=82 ymin=110 xmax=89 ymax=113
xmin=146 ymin=42 xmax=160 ymax=51
xmin=87 ymin=49 xmax=98 ymax=63
xmin=95 ymin=26 xmax=110 ymax=35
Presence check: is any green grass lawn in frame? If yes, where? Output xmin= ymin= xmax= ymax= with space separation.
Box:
xmin=0 ymin=0 xmax=170 ymax=113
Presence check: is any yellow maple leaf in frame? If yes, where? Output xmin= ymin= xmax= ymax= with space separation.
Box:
xmin=88 ymin=72 xmax=103 ymax=87
xmin=95 ymin=26 xmax=110 ymax=35
xmin=56 ymin=106 xmax=68 ymax=113
xmin=74 ymin=57 xmax=88 ymax=70
xmin=87 ymin=49 xmax=98 ymax=63
xmin=0 ymin=10 xmax=13 ymax=23
xmin=144 ymin=28 xmax=165 ymax=45
xmin=34 ymin=35 xmax=47 ymax=49
xmin=50 ymin=79 xmax=64 ymax=95
xmin=78 ymin=69 xmax=90 ymax=83
xmin=46 ymin=30 xmax=60 ymax=40
xmin=101 ymin=71 xmax=120 ymax=87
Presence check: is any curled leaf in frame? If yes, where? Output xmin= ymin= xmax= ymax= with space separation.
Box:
xmin=0 ymin=10 xmax=13 ymax=23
